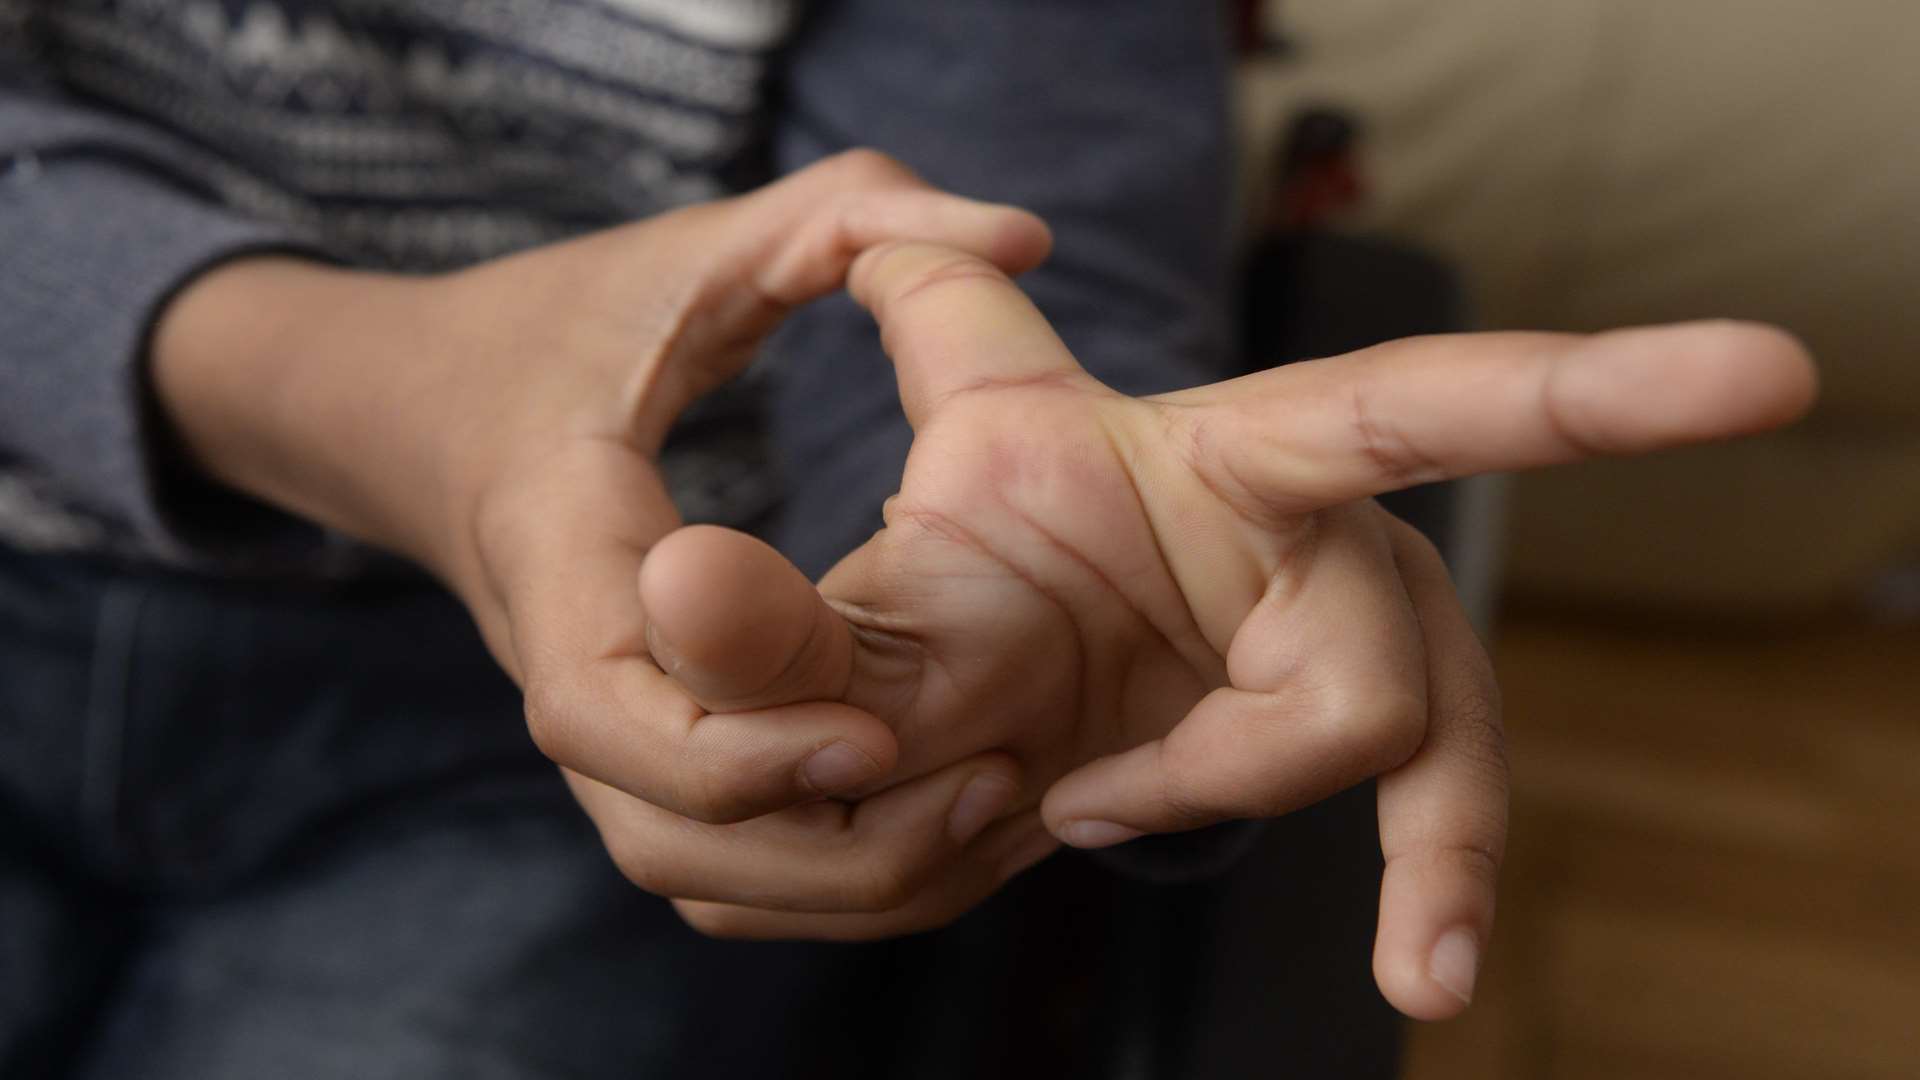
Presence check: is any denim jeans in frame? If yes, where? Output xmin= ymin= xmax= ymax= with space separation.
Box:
xmin=0 ymin=544 xmax=1399 ymax=1079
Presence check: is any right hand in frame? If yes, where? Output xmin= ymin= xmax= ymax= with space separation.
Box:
xmin=150 ymin=150 xmax=1062 ymax=919
xmin=644 ymin=240 xmax=1815 ymax=1000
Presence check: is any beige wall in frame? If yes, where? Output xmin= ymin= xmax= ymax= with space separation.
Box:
xmin=1240 ymin=0 xmax=1920 ymax=614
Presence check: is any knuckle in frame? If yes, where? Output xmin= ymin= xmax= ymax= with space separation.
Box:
xmin=1176 ymin=407 xmax=1287 ymax=530
xmin=1161 ymin=782 xmax=1229 ymax=830
xmin=1156 ymin=735 xmax=1237 ymax=825
xmin=870 ymin=253 xmax=1009 ymax=337
xmin=1448 ymin=839 xmax=1506 ymax=891
xmin=890 ymin=251 xmax=1002 ymax=305
xmin=659 ymin=708 xmax=767 ymax=824
xmin=521 ymin=681 xmax=575 ymax=766
xmin=1329 ymin=687 xmax=1429 ymax=772
xmin=1452 ymin=679 xmax=1507 ymax=744
xmin=1348 ymin=382 xmax=1445 ymax=489
xmin=1441 ymin=683 xmax=1510 ymax=780
xmin=673 ymin=755 xmax=760 ymax=825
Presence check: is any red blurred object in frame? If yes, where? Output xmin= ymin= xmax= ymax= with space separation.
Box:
xmin=1229 ymin=0 xmax=1291 ymax=56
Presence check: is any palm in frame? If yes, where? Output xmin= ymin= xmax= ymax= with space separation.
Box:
xmin=785 ymin=242 xmax=1811 ymax=863
xmin=664 ymin=240 xmax=1812 ymax=832
xmin=825 ymin=385 xmax=1273 ymax=795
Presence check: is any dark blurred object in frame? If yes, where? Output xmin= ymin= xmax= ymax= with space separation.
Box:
xmin=1272 ymin=106 xmax=1368 ymax=231
xmin=1229 ymin=0 xmax=1293 ymax=57
xmin=1240 ymin=104 xmax=1469 ymax=566
xmin=868 ymin=786 xmax=1392 ymax=1079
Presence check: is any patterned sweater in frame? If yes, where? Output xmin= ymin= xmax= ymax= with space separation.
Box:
xmin=0 ymin=0 xmax=1233 ymax=577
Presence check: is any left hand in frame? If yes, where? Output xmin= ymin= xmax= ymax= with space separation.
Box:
xmin=652 ymin=241 xmax=1816 ymax=1019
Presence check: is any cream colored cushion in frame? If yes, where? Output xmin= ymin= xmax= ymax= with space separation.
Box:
xmin=1239 ymin=0 xmax=1920 ymax=613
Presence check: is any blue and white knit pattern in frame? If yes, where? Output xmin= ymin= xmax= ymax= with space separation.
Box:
xmin=0 ymin=0 xmax=800 ymax=558
xmin=11 ymin=0 xmax=796 ymax=265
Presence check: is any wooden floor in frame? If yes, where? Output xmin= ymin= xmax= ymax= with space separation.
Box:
xmin=1402 ymin=612 xmax=1920 ymax=1080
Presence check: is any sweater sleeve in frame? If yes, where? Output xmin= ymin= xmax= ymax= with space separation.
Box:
xmin=762 ymin=1 xmax=1259 ymax=878
xmin=0 ymin=87 xmax=338 ymax=569
xmin=761 ymin=0 xmax=1236 ymax=577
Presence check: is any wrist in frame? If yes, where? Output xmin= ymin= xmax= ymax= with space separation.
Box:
xmin=150 ymin=255 xmax=476 ymax=572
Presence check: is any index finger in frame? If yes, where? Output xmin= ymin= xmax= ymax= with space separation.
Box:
xmin=1163 ymin=322 xmax=1817 ymax=512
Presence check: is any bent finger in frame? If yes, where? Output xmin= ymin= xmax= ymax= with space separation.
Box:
xmin=640 ymin=525 xmax=854 ymax=714
xmin=570 ymin=751 xmax=1026 ymax=913
xmin=743 ymin=149 xmax=1053 ymax=304
xmin=632 ymin=151 xmax=1054 ymax=448
xmin=1039 ymin=503 xmax=1427 ymax=843
xmin=498 ymin=446 xmax=893 ymax=821
xmin=1371 ymin=518 xmax=1509 ymax=1021
xmin=671 ymin=815 xmax=1061 ymax=942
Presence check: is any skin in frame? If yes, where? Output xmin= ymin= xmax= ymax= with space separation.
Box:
xmin=651 ymin=243 xmax=1817 ymax=1021
xmin=151 ymin=150 xmax=1819 ymax=1021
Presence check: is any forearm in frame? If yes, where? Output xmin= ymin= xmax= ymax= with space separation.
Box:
xmin=148 ymin=257 xmax=466 ymax=570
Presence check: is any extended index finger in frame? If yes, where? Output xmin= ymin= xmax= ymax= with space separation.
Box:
xmin=1163 ymin=322 xmax=1817 ymax=513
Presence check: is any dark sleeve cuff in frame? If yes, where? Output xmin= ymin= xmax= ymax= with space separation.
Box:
xmin=0 ymin=151 xmax=351 ymax=571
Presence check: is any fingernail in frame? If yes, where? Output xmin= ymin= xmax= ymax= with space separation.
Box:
xmin=1429 ymin=927 xmax=1480 ymax=1005
xmin=800 ymin=741 xmax=879 ymax=796
xmin=1059 ymin=820 xmax=1143 ymax=850
xmin=999 ymin=832 xmax=1061 ymax=879
xmin=946 ymin=774 xmax=1017 ymax=846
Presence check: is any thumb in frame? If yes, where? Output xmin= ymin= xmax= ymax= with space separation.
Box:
xmin=846 ymin=240 xmax=1098 ymax=428
xmin=640 ymin=525 xmax=855 ymax=715
xmin=630 ymin=150 xmax=1053 ymax=449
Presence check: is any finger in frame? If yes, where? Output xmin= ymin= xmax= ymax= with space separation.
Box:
xmin=847 ymin=240 xmax=1099 ymax=428
xmin=1372 ymin=518 xmax=1508 ymax=1021
xmin=495 ymin=445 xmax=894 ymax=821
xmin=568 ymin=752 xmax=1028 ymax=914
xmin=1039 ymin=503 xmax=1428 ymax=844
xmin=632 ymin=150 xmax=1054 ymax=448
xmin=639 ymin=526 xmax=897 ymax=803
xmin=670 ymin=815 xmax=1061 ymax=942
xmin=743 ymin=149 xmax=1053 ymax=304
xmin=640 ymin=525 xmax=854 ymax=712
xmin=1165 ymin=322 xmax=1818 ymax=513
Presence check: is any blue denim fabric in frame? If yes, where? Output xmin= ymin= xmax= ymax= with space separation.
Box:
xmin=0 ymin=544 xmax=1401 ymax=1079
xmin=0 ymin=547 xmax=902 ymax=1079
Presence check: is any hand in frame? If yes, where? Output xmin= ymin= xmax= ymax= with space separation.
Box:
xmin=648 ymin=242 xmax=1818 ymax=1019
xmin=150 ymin=152 xmax=1060 ymax=921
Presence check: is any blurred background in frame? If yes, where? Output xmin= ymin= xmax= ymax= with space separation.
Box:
xmin=1232 ymin=1 xmax=1920 ymax=1076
